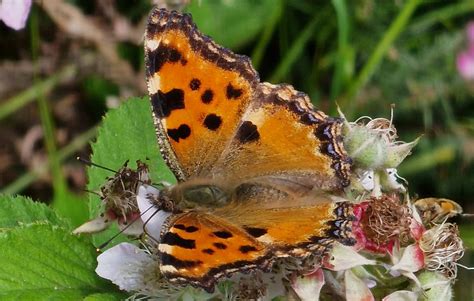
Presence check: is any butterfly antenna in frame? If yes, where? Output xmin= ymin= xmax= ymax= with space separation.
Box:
xmin=82 ymin=188 xmax=101 ymax=197
xmin=77 ymin=156 xmax=161 ymax=189
xmin=141 ymin=205 xmax=165 ymax=244
xmin=96 ymin=205 xmax=157 ymax=251
xmin=77 ymin=156 xmax=117 ymax=173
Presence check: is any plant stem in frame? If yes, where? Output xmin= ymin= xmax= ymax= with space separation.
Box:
xmin=269 ymin=15 xmax=319 ymax=83
xmin=251 ymin=0 xmax=283 ymax=70
xmin=0 ymin=127 xmax=97 ymax=195
xmin=30 ymin=8 xmax=67 ymax=199
xmin=0 ymin=65 xmax=76 ymax=121
xmin=330 ymin=0 xmax=352 ymax=100
xmin=341 ymin=0 xmax=422 ymax=117
xmin=410 ymin=2 xmax=474 ymax=32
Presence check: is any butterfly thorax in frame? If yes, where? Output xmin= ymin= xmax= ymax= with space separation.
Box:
xmin=156 ymin=178 xmax=234 ymax=213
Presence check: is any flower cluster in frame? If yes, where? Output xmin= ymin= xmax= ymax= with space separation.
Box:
xmin=457 ymin=21 xmax=474 ymax=81
xmin=91 ymin=112 xmax=465 ymax=300
xmin=0 ymin=0 xmax=31 ymax=30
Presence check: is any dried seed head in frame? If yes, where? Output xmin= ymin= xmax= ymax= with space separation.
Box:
xmin=360 ymin=195 xmax=412 ymax=247
xmin=419 ymin=223 xmax=464 ymax=279
xmin=101 ymin=160 xmax=150 ymax=220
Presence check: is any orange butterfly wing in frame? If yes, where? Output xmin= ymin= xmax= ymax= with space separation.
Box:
xmin=158 ymin=197 xmax=354 ymax=290
xmin=145 ymin=10 xmax=257 ymax=181
xmin=158 ymin=212 xmax=268 ymax=290
xmin=145 ymin=9 xmax=351 ymax=191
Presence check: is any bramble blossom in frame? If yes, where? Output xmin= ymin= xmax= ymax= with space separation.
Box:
xmin=0 ymin=0 xmax=31 ymax=30
xmin=457 ymin=22 xmax=474 ymax=80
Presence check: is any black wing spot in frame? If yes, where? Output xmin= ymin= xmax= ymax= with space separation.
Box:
xmin=239 ymin=245 xmax=258 ymax=254
xmin=226 ymin=83 xmax=243 ymax=99
xmin=202 ymin=248 xmax=215 ymax=255
xmin=168 ymin=48 xmax=182 ymax=62
xmin=189 ymin=78 xmax=201 ymax=91
xmin=161 ymin=232 xmax=196 ymax=249
xmin=201 ymin=89 xmax=214 ymax=104
xmin=167 ymin=124 xmax=191 ymax=142
xmin=203 ymin=114 xmax=222 ymax=131
xmin=213 ymin=242 xmax=227 ymax=249
xmin=184 ymin=225 xmax=199 ymax=233
xmin=236 ymin=121 xmax=260 ymax=143
xmin=147 ymin=45 xmax=182 ymax=74
xmin=173 ymin=224 xmax=199 ymax=233
xmin=244 ymin=227 xmax=267 ymax=238
xmin=173 ymin=224 xmax=186 ymax=230
xmin=160 ymin=253 xmax=202 ymax=269
xmin=213 ymin=230 xmax=233 ymax=239
xmin=153 ymin=89 xmax=185 ymax=117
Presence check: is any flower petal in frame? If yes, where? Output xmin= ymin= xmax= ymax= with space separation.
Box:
xmin=467 ymin=21 xmax=474 ymax=43
xmin=382 ymin=290 xmax=418 ymax=301
xmin=324 ymin=242 xmax=377 ymax=271
xmin=380 ymin=168 xmax=406 ymax=192
xmin=457 ymin=49 xmax=474 ymax=80
xmin=292 ymin=268 xmax=325 ymax=301
xmin=73 ymin=215 xmax=113 ymax=234
xmin=96 ymin=242 xmax=154 ymax=291
xmin=118 ymin=215 xmax=144 ymax=236
xmin=345 ymin=269 xmax=375 ymax=301
xmin=391 ymin=244 xmax=424 ymax=273
xmin=0 ymin=0 xmax=32 ymax=30
xmin=137 ymin=185 xmax=171 ymax=241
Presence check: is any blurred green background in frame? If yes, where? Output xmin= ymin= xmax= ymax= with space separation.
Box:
xmin=0 ymin=0 xmax=473 ymax=299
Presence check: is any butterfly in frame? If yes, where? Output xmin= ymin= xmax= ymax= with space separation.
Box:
xmin=144 ymin=8 xmax=354 ymax=291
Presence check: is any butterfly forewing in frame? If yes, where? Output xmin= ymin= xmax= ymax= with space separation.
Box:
xmin=145 ymin=9 xmax=258 ymax=181
xmin=145 ymin=9 xmax=351 ymax=191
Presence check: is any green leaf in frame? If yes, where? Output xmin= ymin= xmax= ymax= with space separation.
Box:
xmin=84 ymin=292 xmax=125 ymax=301
xmin=52 ymin=188 xmax=89 ymax=229
xmin=0 ymin=194 xmax=67 ymax=228
xmin=88 ymin=98 xmax=175 ymax=247
xmin=186 ymin=0 xmax=278 ymax=50
xmin=0 ymin=224 xmax=119 ymax=300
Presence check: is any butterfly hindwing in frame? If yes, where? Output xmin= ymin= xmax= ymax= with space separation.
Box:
xmin=158 ymin=212 xmax=268 ymax=290
xmin=158 ymin=198 xmax=354 ymax=290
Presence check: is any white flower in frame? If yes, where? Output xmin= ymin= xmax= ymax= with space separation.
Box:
xmin=324 ymin=242 xmax=377 ymax=271
xmin=344 ymin=269 xmax=375 ymax=301
xmin=137 ymin=184 xmax=171 ymax=242
xmin=391 ymin=244 xmax=425 ymax=274
xmin=382 ymin=290 xmax=418 ymax=301
xmin=95 ymin=184 xmax=171 ymax=293
xmin=291 ymin=267 xmax=325 ymax=301
xmin=96 ymin=242 xmax=156 ymax=291
xmin=0 ymin=0 xmax=32 ymax=30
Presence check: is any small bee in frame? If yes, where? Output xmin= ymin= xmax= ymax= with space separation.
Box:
xmin=414 ymin=198 xmax=463 ymax=225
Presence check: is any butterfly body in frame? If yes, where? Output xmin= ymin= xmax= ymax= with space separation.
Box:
xmin=144 ymin=8 xmax=355 ymax=291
